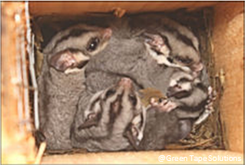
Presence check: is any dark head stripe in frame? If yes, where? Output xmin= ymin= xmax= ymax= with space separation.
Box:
xmin=51 ymin=29 xmax=89 ymax=53
xmin=162 ymin=23 xmax=198 ymax=51
xmin=107 ymin=91 xmax=124 ymax=133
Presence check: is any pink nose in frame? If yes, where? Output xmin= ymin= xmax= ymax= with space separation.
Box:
xmin=102 ymin=28 xmax=112 ymax=39
xmin=118 ymin=78 xmax=132 ymax=88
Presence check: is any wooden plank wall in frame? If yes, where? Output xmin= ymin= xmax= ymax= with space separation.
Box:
xmin=1 ymin=2 xmax=36 ymax=164
xmin=29 ymin=2 xmax=217 ymax=16
xmin=1 ymin=1 xmax=243 ymax=164
xmin=213 ymin=2 xmax=244 ymax=153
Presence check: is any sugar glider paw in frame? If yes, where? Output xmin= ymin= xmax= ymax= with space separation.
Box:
xmin=195 ymin=86 xmax=217 ymax=125
xmin=144 ymin=33 xmax=165 ymax=52
xmin=150 ymin=97 xmax=177 ymax=112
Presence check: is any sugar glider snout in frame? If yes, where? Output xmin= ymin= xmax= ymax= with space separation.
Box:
xmin=166 ymin=71 xmax=194 ymax=98
xmin=49 ymin=49 xmax=90 ymax=72
xmin=118 ymin=77 xmax=133 ymax=89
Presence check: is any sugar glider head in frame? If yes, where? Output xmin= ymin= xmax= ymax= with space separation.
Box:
xmin=167 ymin=30 xmax=203 ymax=74
xmin=142 ymin=32 xmax=203 ymax=75
xmin=167 ymin=70 xmax=198 ymax=99
xmin=45 ymin=24 xmax=112 ymax=72
xmin=77 ymin=78 xmax=146 ymax=150
xmin=78 ymin=78 xmax=143 ymax=130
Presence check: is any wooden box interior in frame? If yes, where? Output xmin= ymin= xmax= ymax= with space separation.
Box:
xmin=2 ymin=1 xmax=244 ymax=164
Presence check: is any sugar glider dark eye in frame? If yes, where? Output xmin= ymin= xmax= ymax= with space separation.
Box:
xmin=105 ymin=89 xmax=116 ymax=98
xmin=179 ymin=78 xmax=191 ymax=83
xmin=174 ymin=84 xmax=182 ymax=89
xmin=158 ymin=98 xmax=164 ymax=103
xmin=183 ymin=58 xmax=193 ymax=64
xmin=129 ymin=94 xmax=137 ymax=107
xmin=167 ymin=57 xmax=174 ymax=63
xmin=87 ymin=37 xmax=100 ymax=52
xmin=175 ymin=56 xmax=193 ymax=64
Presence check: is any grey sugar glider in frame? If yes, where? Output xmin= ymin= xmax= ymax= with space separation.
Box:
xmin=84 ymin=13 xmax=208 ymax=90
xmin=129 ymin=13 xmax=205 ymax=78
xmin=138 ymin=69 xmax=209 ymax=151
xmin=138 ymin=107 xmax=190 ymax=151
xmin=166 ymin=69 xmax=209 ymax=120
xmin=148 ymin=68 xmax=209 ymax=120
xmin=83 ymin=21 xmax=210 ymax=117
xmin=70 ymin=15 xmax=210 ymax=151
xmin=71 ymin=78 xmax=146 ymax=152
xmin=82 ymin=39 xmax=209 ymax=152
xmin=37 ymin=24 xmax=112 ymax=151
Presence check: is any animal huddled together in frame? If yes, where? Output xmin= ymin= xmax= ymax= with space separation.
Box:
xmin=36 ymin=13 xmax=215 ymax=152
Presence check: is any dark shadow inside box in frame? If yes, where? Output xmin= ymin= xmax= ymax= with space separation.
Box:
xmin=30 ymin=7 xmax=225 ymax=154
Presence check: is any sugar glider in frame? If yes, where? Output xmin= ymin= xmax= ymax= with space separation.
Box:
xmin=71 ymin=78 xmax=146 ymax=152
xmin=37 ymin=24 xmax=112 ymax=151
xmin=149 ymin=69 xmax=209 ymax=141
xmin=84 ymin=15 xmax=208 ymax=93
xmin=143 ymin=31 xmax=203 ymax=74
xmin=138 ymin=70 xmax=209 ymax=151
xmin=84 ymin=30 xmax=158 ymax=91
xmin=138 ymin=106 xmax=191 ymax=151
xmin=129 ymin=13 xmax=204 ymax=77
xmin=151 ymin=69 xmax=208 ymax=118
xmin=44 ymin=24 xmax=112 ymax=73
xmin=84 ymin=27 xmax=209 ymax=116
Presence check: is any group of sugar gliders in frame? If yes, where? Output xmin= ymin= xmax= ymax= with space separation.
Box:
xmin=36 ymin=13 xmax=215 ymax=152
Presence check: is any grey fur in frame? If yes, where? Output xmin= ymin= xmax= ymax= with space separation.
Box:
xmin=38 ymin=24 xmax=112 ymax=151
xmin=138 ymin=70 xmax=208 ymax=151
xmin=129 ymin=13 xmax=204 ymax=74
xmin=138 ymin=109 xmax=190 ymax=151
xmin=71 ymin=78 xmax=146 ymax=152
xmin=167 ymin=69 xmax=209 ymax=119
xmin=38 ymin=57 xmax=85 ymax=150
xmin=38 ymin=14 xmax=210 ymax=151
xmin=80 ymin=30 xmax=209 ymax=151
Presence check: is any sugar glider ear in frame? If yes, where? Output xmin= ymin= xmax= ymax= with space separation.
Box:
xmin=78 ymin=112 xmax=100 ymax=130
xmin=78 ymin=94 xmax=103 ymax=131
xmin=123 ymin=124 xmax=140 ymax=151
